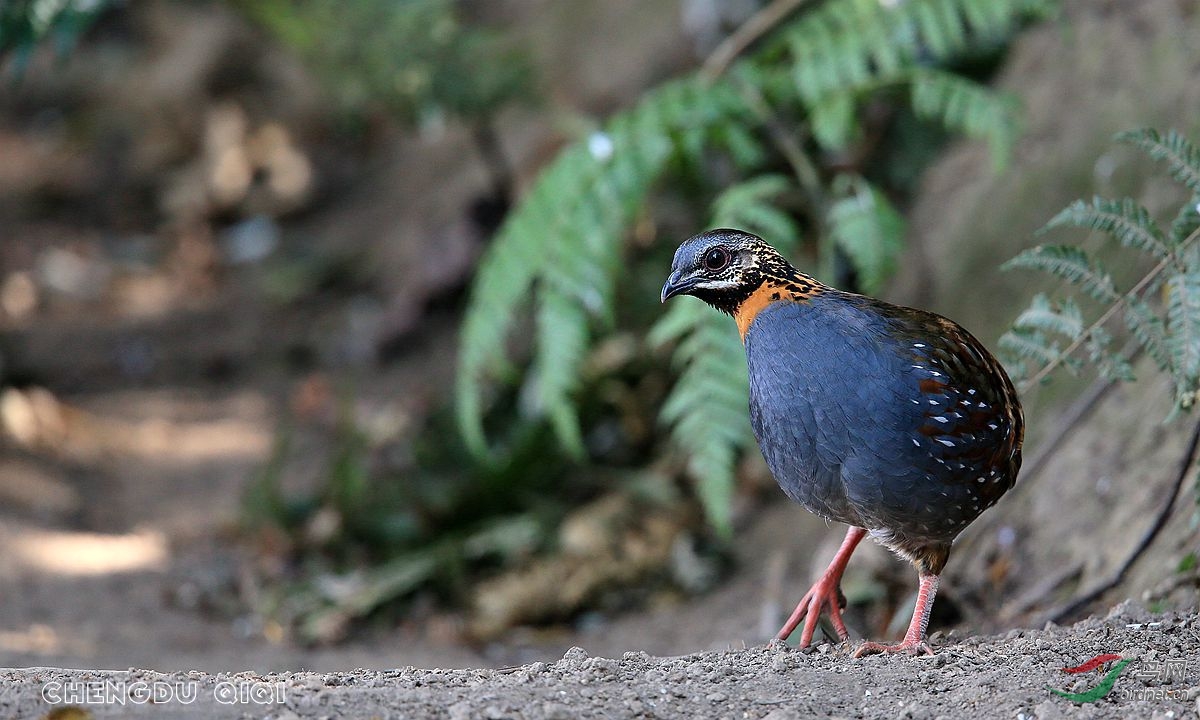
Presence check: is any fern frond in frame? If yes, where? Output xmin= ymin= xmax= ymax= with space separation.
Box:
xmin=785 ymin=0 xmax=1050 ymax=106
xmin=1117 ymin=128 xmax=1200 ymax=195
xmin=1013 ymin=293 xmax=1083 ymax=340
xmin=808 ymin=92 xmax=858 ymax=151
xmin=827 ymin=176 xmax=905 ymax=293
xmin=526 ymin=287 xmax=590 ymax=457
xmin=1123 ymin=297 xmax=1172 ymax=372
xmin=909 ymin=69 xmax=1021 ymax=170
xmin=1002 ymin=245 xmax=1119 ymax=302
xmin=651 ymin=299 xmax=750 ymax=535
xmin=709 ymin=175 xmax=801 ymax=244
xmin=1169 ymin=195 xmax=1200 ymax=250
xmin=1082 ymin=326 xmax=1135 ymax=382
xmin=999 ymin=327 xmax=1060 ymax=373
xmin=1043 ymin=197 xmax=1171 ymax=261
xmin=1165 ymin=273 xmax=1200 ymax=399
xmin=786 ymin=2 xmax=876 ymax=105
xmin=456 ymin=74 xmax=747 ymax=457
xmin=1004 ymin=128 xmax=1200 ymax=412
xmin=714 ymin=122 xmax=768 ymax=170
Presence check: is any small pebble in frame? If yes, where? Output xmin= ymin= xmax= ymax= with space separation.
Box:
xmin=622 ymin=651 xmax=650 ymax=664
xmin=586 ymin=657 xmax=619 ymax=676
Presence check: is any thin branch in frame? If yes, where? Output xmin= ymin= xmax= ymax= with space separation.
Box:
xmin=701 ymin=0 xmax=812 ymax=81
xmin=1045 ymin=415 xmax=1200 ymax=624
xmin=1019 ymin=225 xmax=1200 ymax=393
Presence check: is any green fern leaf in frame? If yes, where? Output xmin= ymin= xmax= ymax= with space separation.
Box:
xmin=1082 ymin=326 xmax=1136 ymax=382
xmin=827 ymin=176 xmax=905 ymax=293
xmin=1002 ymin=127 xmax=1200 ymax=405
xmin=788 ymin=7 xmax=870 ymax=105
xmin=1117 ymin=128 xmax=1200 ymax=195
xmin=652 ymin=300 xmax=750 ymax=535
xmin=1169 ymin=194 xmax=1200 ymax=249
xmin=710 ymin=175 xmax=801 ymax=245
xmin=716 ymin=123 xmax=768 ymax=170
xmin=999 ymin=327 xmax=1060 ymax=368
xmin=1013 ymin=293 xmax=1084 ymax=340
xmin=1043 ymin=197 xmax=1171 ymax=260
xmin=526 ymin=287 xmax=591 ymax=457
xmin=809 ymin=92 xmax=858 ymax=151
xmin=456 ymin=74 xmax=744 ymax=458
xmin=959 ymin=0 xmax=1017 ymax=35
xmin=1165 ymin=273 xmax=1200 ymax=393
xmin=1003 ymin=245 xmax=1119 ymax=302
xmin=785 ymin=0 xmax=1048 ymax=108
xmin=1123 ymin=297 xmax=1172 ymax=372
xmin=910 ymin=69 xmax=1021 ymax=169
xmin=914 ymin=0 xmax=968 ymax=59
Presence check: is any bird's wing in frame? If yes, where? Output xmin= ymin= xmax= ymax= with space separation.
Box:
xmin=900 ymin=311 xmax=1023 ymax=496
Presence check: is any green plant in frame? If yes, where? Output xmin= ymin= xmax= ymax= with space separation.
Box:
xmin=457 ymin=0 xmax=1055 ymax=533
xmin=999 ymin=128 xmax=1200 ymax=411
xmin=998 ymin=128 xmax=1200 ymax=526
xmin=242 ymin=399 xmax=571 ymax=642
xmin=0 ymin=0 xmax=110 ymax=73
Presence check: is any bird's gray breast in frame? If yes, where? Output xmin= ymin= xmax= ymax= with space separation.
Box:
xmin=744 ymin=296 xmax=921 ymax=528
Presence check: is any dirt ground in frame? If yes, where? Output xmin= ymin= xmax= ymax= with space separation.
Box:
xmin=2 ymin=602 xmax=1197 ymax=719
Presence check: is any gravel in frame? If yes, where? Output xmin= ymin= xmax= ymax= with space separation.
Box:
xmin=2 ymin=602 xmax=1196 ymax=719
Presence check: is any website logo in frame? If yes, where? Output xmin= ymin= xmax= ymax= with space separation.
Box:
xmin=1047 ymin=653 xmax=1132 ymax=703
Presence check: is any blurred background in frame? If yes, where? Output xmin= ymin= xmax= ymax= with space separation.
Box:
xmin=0 ymin=0 xmax=1197 ymax=673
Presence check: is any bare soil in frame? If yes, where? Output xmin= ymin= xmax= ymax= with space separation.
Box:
xmin=2 ymin=602 xmax=1197 ymax=719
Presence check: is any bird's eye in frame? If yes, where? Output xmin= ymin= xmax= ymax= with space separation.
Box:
xmin=703 ymin=247 xmax=730 ymax=272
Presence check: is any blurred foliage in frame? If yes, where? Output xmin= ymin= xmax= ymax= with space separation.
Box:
xmin=457 ymin=0 xmax=1057 ymax=534
xmin=0 ymin=0 xmax=110 ymax=73
xmin=234 ymin=0 xmax=533 ymax=129
xmin=226 ymin=1 xmax=582 ymax=641
xmin=1000 ymin=128 xmax=1200 ymax=411
xmin=243 ymin=398 xmax=578 ymax=643
xmin=998 ymin=128 xmax=1200 ymax=524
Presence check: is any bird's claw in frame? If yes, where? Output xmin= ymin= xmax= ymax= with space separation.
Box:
xmin=775 ymin=579 xmax=852 ymax=648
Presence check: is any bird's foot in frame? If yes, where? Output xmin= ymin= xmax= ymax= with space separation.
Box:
xmin=775 ymin=577 xmax=850 ymax=648
xmin=852 ymin=639 xmax=933 ymax=657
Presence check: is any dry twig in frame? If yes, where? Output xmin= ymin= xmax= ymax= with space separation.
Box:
xmin=701 ymin=0 xmax=811 ymax=80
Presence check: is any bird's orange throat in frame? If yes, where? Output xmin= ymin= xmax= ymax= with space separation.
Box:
xmin=733 ymin=278 xmax=820 ymax=340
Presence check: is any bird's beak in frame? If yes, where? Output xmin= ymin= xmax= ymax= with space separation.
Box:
xmin=660 ymin=270 xmax=698 ymax=303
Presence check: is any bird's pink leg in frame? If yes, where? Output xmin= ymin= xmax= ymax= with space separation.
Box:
xmin=854 ymin=573 xmax=939 ymax=656
xmin=776 ymin=526 xmax=866 ymax=646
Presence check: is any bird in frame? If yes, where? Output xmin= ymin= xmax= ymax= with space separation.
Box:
xmin=660 ymin=228 xmax=1023 ymax=655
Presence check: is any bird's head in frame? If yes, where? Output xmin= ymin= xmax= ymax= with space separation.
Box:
xmin=661 ymin=228 xmax=813 ymax=316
